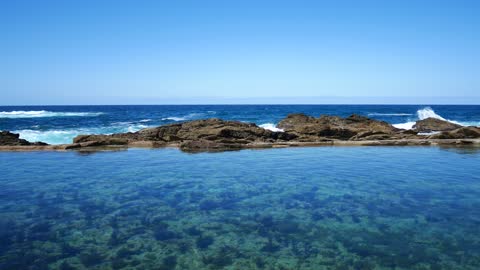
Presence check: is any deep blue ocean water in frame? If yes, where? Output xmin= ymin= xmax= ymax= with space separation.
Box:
xmin=1 ymin=147 xmax=480 ymax=269
xmin=1 ymin=105 xmax=480 ymax=269
xmin=1 ymin=105 xmax=480 ymax=144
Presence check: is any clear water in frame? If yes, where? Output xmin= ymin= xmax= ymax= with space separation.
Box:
xmin=1 ymin=147 xmax=479 ymax=269
xmin=1 ymin=105 xmax=480 ymax=144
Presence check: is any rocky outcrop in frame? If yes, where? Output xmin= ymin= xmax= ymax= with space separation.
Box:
xmin=429 ymin=126 xmax=480 ymax=139
xmin=0 ymin=131 xmax=47 ymax=146
xmin=413 ymin=118 xmax=462 ymax=133
xmin=277 ymin=113 xmax=401 ymax=141
xmin=1 ymin=114 xmax=479 ymax=152
xmin=73 ymin=119 xmax=297 ymax=151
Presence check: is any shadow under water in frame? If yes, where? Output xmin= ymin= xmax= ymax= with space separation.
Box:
xmin=0 ymin=147 xmax=479 ymax=270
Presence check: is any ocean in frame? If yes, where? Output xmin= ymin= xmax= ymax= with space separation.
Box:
xmin=1 ymin=105 xmax=480 ymax=269
xmin=1 ymin=105 xmax=480 ymax=145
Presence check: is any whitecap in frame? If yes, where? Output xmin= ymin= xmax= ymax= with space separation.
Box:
xmin=127 ymin=124 xmax=148 ymax=133
xmin=393 ymin=107 xmax=479 ymax=130
xmin=161 ymin=112 xmax=207 ymax=122
xmin=0 ymin=110 xmax=103 ymax=119
xmin=162 ymin=116 xmax=187 ymax=121
xmin=259 ymin=123 xmax=284 ymax=132
xmin=416 ymin=107 xmax=446 ymax=121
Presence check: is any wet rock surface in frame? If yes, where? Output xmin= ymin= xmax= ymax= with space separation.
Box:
xmin=277 ymin=113 xmax=404 ymax=141
xmin=1 ymin=114 xmax=480 ymax=152
xmin=0 ymin=131 xmax=48 ymax=146
xmin=428 ymin=126 xmax=480 ymax=139
xmin=73 ymin=118 xmax=297 ymax=151
xmin=413 ymin=117 xmax=462 ymax=132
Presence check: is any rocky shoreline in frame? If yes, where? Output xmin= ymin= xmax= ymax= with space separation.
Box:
xmin=1 ymin=114 xmax=480 ymax=152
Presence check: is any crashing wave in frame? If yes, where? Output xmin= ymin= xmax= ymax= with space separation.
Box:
xmin=416 ymin=107 xmax=447 ymax=121
xmin=15 ymin=124 xmax=150 ymax=145
xmin=259 ymin=123 xmax=284 ymax=132
xmin=393 ymin=107 xmax=478 ymax=130
xmin=0 ymin=110 xmax=103 ymax=119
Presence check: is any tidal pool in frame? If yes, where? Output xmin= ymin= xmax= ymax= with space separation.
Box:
xmin=0 ymin=147 xmax=479 ymax=269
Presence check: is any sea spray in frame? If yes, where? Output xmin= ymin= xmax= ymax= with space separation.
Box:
xmin=393 ymin=107 xmax=475 ymax=129
xmin=259 ymin=123 xmax=284 ymax=132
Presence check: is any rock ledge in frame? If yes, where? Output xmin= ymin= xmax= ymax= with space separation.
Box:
xmin=1 ymin=114 xmax=479 ymax=152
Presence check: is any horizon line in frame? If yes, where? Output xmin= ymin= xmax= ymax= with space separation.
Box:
xmin=1 ymin=103 xmax=480 ymax=106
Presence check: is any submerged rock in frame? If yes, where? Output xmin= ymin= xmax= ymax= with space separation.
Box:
xmin=413 ymin=117 xmax=462 ymax=132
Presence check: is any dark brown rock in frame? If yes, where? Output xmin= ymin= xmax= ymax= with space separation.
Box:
xmin=72 ymin=119 xmax=296 ymax=151
xmin=0 ymin=131 xmax=48 ymax=146
xmin=73 ymin=135 xmax=129 ymax=146
xmin=429 ymin=126 xmax=480 ymax=139
xmin=179 ymin=140 xmax=243 ymax=152
xmin=277 ymin=113 xmax=397 ymax=140
xmin=4 ymin=113 xmax=477 ymax=152
xmin=413 ymin=118 xmax=462 ymax=132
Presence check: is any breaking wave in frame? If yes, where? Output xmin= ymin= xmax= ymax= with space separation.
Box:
xmin=0 ymin=110 xmax=103 ymax=119
xmin=162 ymin=116 xmax=188 ymax=121
xmin=259 ymin=123 xmax=284 ymax=132
xmin=15 ymin=123 xmax=150 ymax=145
xmin=393 ymin=107 xmax=478 ymax=130
xmin=161 ymin=111 xmax=216 ymax=122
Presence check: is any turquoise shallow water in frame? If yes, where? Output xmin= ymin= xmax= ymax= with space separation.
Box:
xmin=1 ymin=147 xmax=480 ymax=270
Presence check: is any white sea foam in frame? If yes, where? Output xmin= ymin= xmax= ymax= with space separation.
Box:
xmin=0 ymin=110 xmax=103 ymax=118
xmin=15 ymin=124 xmax=150 ymax=145
xmin=416 ymin=107 xmax=446 ymax=121
xmin=161 ymin=112 xmax=214 ymax=122
xmin=162 ymin=116 xmax=187 ymax=121
xmin=14 ymin=129 xmax=85 ymax=145
xmin=393 ymin=107 xmax=479 ymax=130
xmin=259 ymin=123 xmax=284 ymax=132
xmin=139 ymin=119 xmax=152 ymax=122
xmin=392 ymin=121 xmax=417 ymax=130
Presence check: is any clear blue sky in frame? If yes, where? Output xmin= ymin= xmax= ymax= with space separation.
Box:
xmin=1 ymin=0 xmax=479 ymax=105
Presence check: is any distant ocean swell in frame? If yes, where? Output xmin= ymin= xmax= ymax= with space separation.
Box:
xmin=0 ymin=110 xmax=103 ymax=118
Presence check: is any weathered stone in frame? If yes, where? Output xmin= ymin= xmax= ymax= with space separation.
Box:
xmin=277 ymin=113 xmax=397 ymax=140
xmin=0 ymin=131 xmax=48 ymax=146
xmin=179 ymin=140 xmax=243 ymax=152
xmin=1 ymin=114 xmax=479 ymax=152
xmin=429 ymin=126 xmax=480 ymax=139
xmin=413 ymin=118 xmax=462 ymax=132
